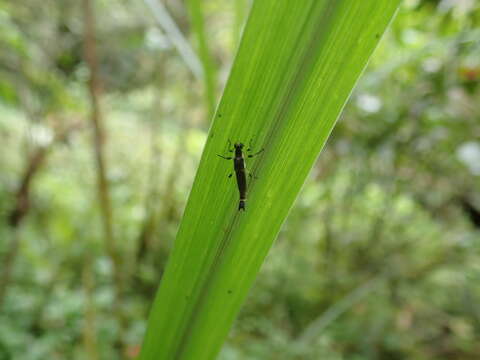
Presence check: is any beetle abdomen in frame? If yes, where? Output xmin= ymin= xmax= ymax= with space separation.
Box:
xmin=238 ymin=200 xmax=246 ymax=211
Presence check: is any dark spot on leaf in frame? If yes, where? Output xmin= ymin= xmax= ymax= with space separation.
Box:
xmin=227 ymin=289 xmax=233 ymax=294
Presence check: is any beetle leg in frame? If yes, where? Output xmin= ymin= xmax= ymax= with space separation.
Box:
xmin=247 ymin=138 xmax=254 ymax=152
xmin=248 ymin=148 xmax=264 ymax=158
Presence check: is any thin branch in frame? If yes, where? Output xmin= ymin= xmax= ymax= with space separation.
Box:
xmin=0 ymin=122 xmax=81 ymax=309
xmin=8 ymin=122 xmax=81 ymax=227
xmin=143 ymin=0 xmax=203 ymax=81
xmin=296 ymin=276 xmax=384 ymax=345
xmin=187 ymin=0 xmax=217 ymax=118
xmin=296 ymin=252 xmax=455 ymax=347
xmin=82 ymin=0 xmax=126 ymax=351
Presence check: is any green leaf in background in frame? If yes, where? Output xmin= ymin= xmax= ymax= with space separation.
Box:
xmin=140 ymin=0 xmax=401 ymax=359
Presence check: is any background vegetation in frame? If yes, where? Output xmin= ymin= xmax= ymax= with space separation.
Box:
xmin=0 ymin=0 xmax=479 ymax=359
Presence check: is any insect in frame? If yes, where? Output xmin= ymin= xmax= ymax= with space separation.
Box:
xmin=218 ymin=140 xmax=264 ymax=211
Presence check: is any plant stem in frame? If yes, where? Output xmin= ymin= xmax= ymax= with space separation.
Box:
xmin=82 ymin=0 xmax=126 ymax=352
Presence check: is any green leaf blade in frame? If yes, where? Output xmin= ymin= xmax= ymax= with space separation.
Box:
xmin=140 ymin=1 xmax=401 ymax=359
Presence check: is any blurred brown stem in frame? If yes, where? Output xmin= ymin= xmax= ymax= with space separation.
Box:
xmin=0 ymin=123 xmax=80 ymax=309
xmin=8 ymin=147 xmax=48 ymax=227
xmin=82 ymin=0 xmax=126 ymax=352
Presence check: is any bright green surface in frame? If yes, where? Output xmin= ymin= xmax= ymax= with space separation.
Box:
xmin=140 ymin=1 xmax=401 ymax=359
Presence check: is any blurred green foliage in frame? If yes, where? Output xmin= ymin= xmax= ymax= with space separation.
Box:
xmin=0 ymin=0 xmax=479 ymax=359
